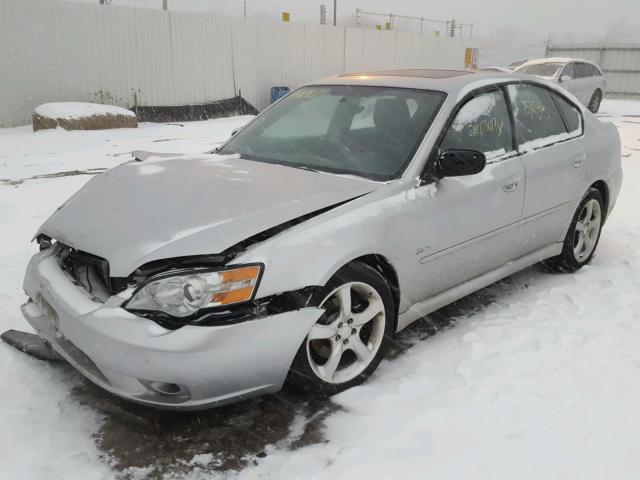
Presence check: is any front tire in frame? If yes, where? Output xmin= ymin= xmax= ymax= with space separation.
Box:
xmin=543 ymin=188 xmax=604 ymax=273
xmin=285 ymin=262 xmax=395 ymax=396
xmin=588 ymin=90 xmax=602 ymax=113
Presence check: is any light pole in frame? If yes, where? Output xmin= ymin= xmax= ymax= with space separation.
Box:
xmin=333 ymin=0 xmax=337 ymax=26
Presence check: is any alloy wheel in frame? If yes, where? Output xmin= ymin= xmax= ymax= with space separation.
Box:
xmin=306 ymin=282 xmax=386 ymax=384
xmin=573 ymin=198 xmax=602 ymax=262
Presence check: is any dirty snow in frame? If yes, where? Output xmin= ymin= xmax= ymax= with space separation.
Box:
xmin=1 ymin=102 xmax=640 ymax=479
xmin=34 ymin=102 xmax=136 ymax=120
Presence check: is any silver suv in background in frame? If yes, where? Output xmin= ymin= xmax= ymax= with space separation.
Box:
xmin=515 ymin=58 xmax=605 ymax=112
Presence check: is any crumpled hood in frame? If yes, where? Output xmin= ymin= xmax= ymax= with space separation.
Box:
xmin=38 ymin=154 xmax=379 ymax=276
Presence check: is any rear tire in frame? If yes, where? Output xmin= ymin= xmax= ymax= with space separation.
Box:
xmin=285 ymin=262 xmax=395 ymax=396
xmin=588 ymin=90 xmax=602 ymax=113
xmin=543 ymin=188 xmax=604 ymax=273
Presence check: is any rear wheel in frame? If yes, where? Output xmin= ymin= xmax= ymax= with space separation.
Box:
xmin=543 ymin=188 xmax=604 ymax=272
xmin=286 ymin=262 xmax=394 ymax=396
xmin=588 ymin=90 xmax=602 ymax=113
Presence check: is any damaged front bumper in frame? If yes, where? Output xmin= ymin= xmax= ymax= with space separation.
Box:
xmin=21 ymin=249 xmax=322 ymax=410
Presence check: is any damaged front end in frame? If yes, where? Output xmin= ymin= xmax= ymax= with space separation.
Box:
xmin=32 ymin=196 xmax=351 ymax=331
xmin=16 ymin=235 xmax=326 ymax=409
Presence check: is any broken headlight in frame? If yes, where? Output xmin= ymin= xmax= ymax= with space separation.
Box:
xmin=125 ymin=265 xmax=262 ymax=318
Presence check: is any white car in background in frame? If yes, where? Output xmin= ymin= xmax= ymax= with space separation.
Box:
xmin=478 ymin=66 xmax=513 ymax=73
xmin=515 ymin=58 xmax=605 ymax=113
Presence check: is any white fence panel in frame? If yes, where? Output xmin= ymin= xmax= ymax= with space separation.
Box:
xmin=0 ymin=0 xmax=473 ymax=127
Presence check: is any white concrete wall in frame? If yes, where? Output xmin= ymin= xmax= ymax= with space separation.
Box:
xmin=0 ymin=0 xmax=473 ymax=127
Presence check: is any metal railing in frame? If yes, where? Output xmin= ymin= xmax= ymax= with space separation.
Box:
xmin=355 ymin=9 xmax=473 ymax=38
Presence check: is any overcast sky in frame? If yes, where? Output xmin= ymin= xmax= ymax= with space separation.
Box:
xmin=85 ymin=0 xmax=640 ymax=41
xmin=337 ymin=0 xmax=640 ymax=41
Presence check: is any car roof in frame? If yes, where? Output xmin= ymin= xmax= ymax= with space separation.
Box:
xmin=340 ymin=69 xmax=472 ymax=79
xmin=518 ymin=57 xmax=599 ymax=68
xmin=307 ymin=69 xmax=545 ymax=98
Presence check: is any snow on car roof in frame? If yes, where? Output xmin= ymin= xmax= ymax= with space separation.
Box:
xmin=518 ymin=57 xmax=598 ymax=67
xmin=340 ymin=69 xmax=472 ymax=79
xmin=309 ymin=69 xmax=527 ymax=96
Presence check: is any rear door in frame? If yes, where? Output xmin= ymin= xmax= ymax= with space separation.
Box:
xmin=412 ymin=88 xmax=525 ymax=301
xmin=584 ymin=63 xmax=605 ymax=100
xmin=589 ymin=63 xmax=606 ymax=93
xmin=507 ymin=83 xmax=587 ymax=254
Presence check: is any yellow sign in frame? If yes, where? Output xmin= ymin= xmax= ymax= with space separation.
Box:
xmin=375 ymin=24 xmax=382 ymax=30
xmin=385 ymin=22 xmax=391 ymax=30
xmin=282 ymin=11 xmax=290 ymax=22
xmin=464 ymin=48 xmax=473 ymax=67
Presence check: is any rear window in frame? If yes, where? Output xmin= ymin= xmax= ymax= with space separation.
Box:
xmin=508 ymin=84 xmax=568 ymax=148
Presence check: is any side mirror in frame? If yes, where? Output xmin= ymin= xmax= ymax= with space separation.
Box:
xmin=431 ymin=149 xmax=486 ymax=180
xmin=560 ymin=75 xmax=571 ymax=83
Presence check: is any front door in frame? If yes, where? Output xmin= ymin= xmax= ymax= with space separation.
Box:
xmin=412 ymin=88 xmax=526 ymax=302
xmin=559 ymin=62 xmax=582 ymax=100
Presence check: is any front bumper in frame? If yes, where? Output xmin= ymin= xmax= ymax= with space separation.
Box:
xmin=21 ymin=249 xmax=322 ymax=410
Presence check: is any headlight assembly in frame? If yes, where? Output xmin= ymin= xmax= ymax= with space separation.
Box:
xmin=125 ymin=264 xmax=262 ymax=318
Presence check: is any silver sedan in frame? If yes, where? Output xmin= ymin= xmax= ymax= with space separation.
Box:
xmin=21 ymin=69 xmax=622 ymax=409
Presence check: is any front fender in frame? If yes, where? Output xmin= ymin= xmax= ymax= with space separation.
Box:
xmin=230 ymin=186 xmax=416 ymax=313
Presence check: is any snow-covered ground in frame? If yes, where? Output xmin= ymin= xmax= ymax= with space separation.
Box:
xmin=1 ymin=101 xmax=640 ymax=479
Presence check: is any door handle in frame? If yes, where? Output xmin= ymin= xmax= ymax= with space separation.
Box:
xmin=502 ymin=175 xmax=520 ymax=193
xmin=573 ymin=153 xmax=586 ymax=168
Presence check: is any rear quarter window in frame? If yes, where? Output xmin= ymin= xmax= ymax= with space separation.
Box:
xmin=552 ymin=93 xmax=583 ymax=136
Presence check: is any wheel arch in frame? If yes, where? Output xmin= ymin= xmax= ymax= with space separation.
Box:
xmin=342 ymin=254 xmax=401 ymax=331
xmin=590 ymin=179 xmax=609 ymax=219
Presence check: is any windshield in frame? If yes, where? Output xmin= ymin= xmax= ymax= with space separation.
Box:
xmin=219 ymin=85 xmax=446 ymax=181
xmin=515 ymin=62 xmax=564 ymax=77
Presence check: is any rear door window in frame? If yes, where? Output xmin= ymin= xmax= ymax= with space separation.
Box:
xmin=507 ymin=84 xmax=568 ymax=149
xmin=588 ymin=64 xmax=602 ymax=76
xmin=440 ymin=89 xmax=514 ymax=161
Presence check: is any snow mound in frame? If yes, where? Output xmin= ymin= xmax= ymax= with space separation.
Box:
xmin=34 ymin=102 xmax=136 ymax=120
xmin=33 ymin=102 xmax=137 ymax=131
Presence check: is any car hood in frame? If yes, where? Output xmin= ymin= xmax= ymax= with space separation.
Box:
xmin=38 ymin=154 xmax=380 ymax=276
